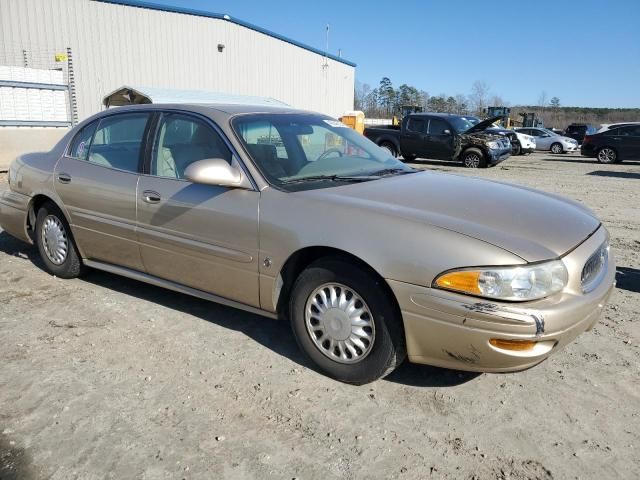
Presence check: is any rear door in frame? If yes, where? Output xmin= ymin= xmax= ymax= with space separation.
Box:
xmin=54 ymin=112 xmax=152 ymax=270
xmin=425 ymin=117 xmax=455 ymax=159
xmin=136 ymin=112 xmax=261 ymax=307
xmin=399 ymin=116 xmax=427 ymax=157
xmin=615 ymin=126 xmax=640 ymax=158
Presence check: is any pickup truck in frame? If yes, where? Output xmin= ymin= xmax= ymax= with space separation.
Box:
xmin=363 ymin=113 xmax=511 ymax=168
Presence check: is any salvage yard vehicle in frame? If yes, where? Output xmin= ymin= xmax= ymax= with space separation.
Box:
xmin=515 ymin=127 xmax=579 ymax=153
xmin=484 ymin=127 xmax=536 ymax=156
xmin=363 ymin=114 xmax=512 ymax=167
xmin=581 ymin=124 xmax=640 ymax=163
xmin=564 ymin=123 xmax=598 ymax=145
xmin=0 ymin=104 xmax=616 ymax=384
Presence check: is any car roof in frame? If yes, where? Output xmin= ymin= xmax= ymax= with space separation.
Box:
xmin=97 ymin=103 xmax=321 ymax=117
xmin=410 ymin=112 xmax=474 ymax=119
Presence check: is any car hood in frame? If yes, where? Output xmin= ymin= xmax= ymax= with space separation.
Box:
xmin=299 ymin=171 xmax=599 ymax=262
xmin=464 ymin=115 xmax=505 ymax=133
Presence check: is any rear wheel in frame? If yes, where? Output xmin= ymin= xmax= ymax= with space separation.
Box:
xmin=550 ymin=143 xmax=563 ymax=154
xmin=35 ymin=201 xmax=85 ymax=279
xmin=597 ymin=147 xmax=617 ymax=163
xmin=512 ymin=142 xmax=522 ymax=156
xmin=462 ymin=148 xmax=487 ymax=168
xmin=379 ymin=142 xmax=397 ymax=158
xmin=289 ymin=258 xmax=406 ymax=384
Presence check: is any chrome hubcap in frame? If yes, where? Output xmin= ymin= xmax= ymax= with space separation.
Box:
xmin=598 ymin=148 xmax=615 ymax=163
xmin=465 ymin=154 xmax=480 ymax=168
xmin=41 ymin=215 xmax=68 ymax=265
xmin=305 ymin=283 xmax=375 ymax=364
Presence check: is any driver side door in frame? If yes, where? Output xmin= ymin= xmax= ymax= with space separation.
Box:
xmin=136 ymin=112 xmax=261 ymax=307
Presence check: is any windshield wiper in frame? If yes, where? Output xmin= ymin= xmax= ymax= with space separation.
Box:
xmin=281 ymin=174 xmax=377 ymax=184
xmin=368 ymin=167 xmax=417 ymax=177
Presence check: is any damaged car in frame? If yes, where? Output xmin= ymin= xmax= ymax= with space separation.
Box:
xmin=363 ymin=114 xmax=512 ymax=167
xmin=0 ymin=104 xmax=615 ymax=384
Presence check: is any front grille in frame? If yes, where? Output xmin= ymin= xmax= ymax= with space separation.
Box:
xmin=581 ymin=243 xmax=608 ymax=292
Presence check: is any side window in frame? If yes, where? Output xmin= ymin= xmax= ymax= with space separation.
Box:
xmin=406 ymin=117 xmax=426 ymax=133
xmin=428 ymin=118 xmax=449 ymax=135
xmin=603 ymin=128 xmax=620 ymax=136
xmin=151 ymin=114 xmax=232 ymax=179
xmin=530 ymin=129 xmax=542 ymax=137
xmin=68 ymin=121 xmax=98 ymax=160
xmin=615 ymin=126 xmax=636 ymax=137
xmin=88 ymin=113 xmax=150 ymax=172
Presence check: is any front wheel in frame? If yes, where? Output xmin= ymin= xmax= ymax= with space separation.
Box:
xmin=597 ymin=147 xmax=617 ymax=163
xmin=402 ymin=153 xmax=417 ymax=161
xmin=289 ymin=258 xmax=406 ymax=384
xmin=512 ymin=143 xmax=522 ymax=156
xmin=462 ymin=148 xmax=487 ymax=168
xmin=35 ymin=201 xmax=85 ymax=279
xmin=550 ymin=143 xmax=563 ymax=154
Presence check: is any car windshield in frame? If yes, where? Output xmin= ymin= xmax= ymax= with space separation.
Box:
xmin=448 ymin=116 xmax=479 ymax=132
xmin=233 ymin=113 xmax=415 ymax=190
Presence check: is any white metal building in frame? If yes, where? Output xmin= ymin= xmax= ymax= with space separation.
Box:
xmin=0 ymin=0 xmax=356 ymax=121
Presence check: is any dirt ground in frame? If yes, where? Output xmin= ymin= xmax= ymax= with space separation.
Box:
xmin=0 ymin=152 xmax=638 ymax=480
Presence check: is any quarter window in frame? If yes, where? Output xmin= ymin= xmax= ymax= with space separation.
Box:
xmin=151 ymin=114 xmax=231 ymax=179
xmin=68 ymin=121 xmax=98 ymax=160
xmin=87 ymin=113 xmax=150 ymax=172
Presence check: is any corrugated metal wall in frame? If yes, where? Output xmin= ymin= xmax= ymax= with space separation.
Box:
xmin=0 ymin=0 xmax=355 ymax=120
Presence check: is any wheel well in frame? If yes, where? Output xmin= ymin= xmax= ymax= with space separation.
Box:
xmin=275 ymin=247 xmax=402 ymax=322
xmin=26 ymin=194 xmax=54 ymax=234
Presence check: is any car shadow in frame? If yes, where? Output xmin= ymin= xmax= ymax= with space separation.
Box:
xmin=406 ymin=159 xmax=461 ymax=169
xmin=541 ymin=156 xmax=640 ymax=166
xmin=587 ymin=170 xmax=640 ymax=180
xmin=616 ymin=267 xmax=640 ymax=294
xmin=0 ymin=231 xmax=476 ymax=388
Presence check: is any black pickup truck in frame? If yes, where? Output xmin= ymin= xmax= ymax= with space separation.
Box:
xmin=363 ymin=113 xmax=511 ymax=168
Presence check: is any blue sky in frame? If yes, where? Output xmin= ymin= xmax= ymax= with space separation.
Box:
xmin=149 ymin=0 xmax=640 ymax=108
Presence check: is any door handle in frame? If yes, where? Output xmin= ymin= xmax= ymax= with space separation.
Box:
xmin=142 ymin=190 xmax=161 ymax=204
xmin=57 ymin=172 xmax=72 ymax=184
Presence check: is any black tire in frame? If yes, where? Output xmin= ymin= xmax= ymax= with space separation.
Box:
xmin=289 ymin=258 xmax=406 ymax=385
xmin=402 ymin=153 xmax=417 ymax=161
xmin=550 ymin=142 xmax=563 ymax=154
xmin=512 ymin=142 xmax=522 ymax=156
xmin=597 ymin=147 xmax=617 ymax=164
xmin=379 ymin=142 xmax=397 ymax=158
xmin=35 ymin=201 xmax=85 ymax=279
xmin=462 ymin=148 xmax=487 ymax=168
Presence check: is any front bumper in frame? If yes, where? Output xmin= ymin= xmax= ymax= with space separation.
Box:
xmin=563 ymin=144 xmax=578 ymax=152
xmin=388 ymin=226 xmax=615 ymax=372
xmin=521 ymin=146 xmax=535 ymax=154
xmin=488 ymin=148 xmax=511 ymax=165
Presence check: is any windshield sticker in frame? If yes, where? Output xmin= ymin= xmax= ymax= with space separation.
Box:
xmin=323 ymin=119 xmax=348 ymax=128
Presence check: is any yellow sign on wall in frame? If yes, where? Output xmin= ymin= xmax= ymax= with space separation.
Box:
xmin=54 ymin=53 xmax=68 ymax=62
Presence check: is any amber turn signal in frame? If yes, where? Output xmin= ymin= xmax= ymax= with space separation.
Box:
xmin=489 ymin=338 xmax=537 ymax=351
xmin=434 ymin=271 xmax=481 ymax=295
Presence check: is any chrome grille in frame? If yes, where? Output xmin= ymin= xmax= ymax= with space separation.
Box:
xmin=581 ymin=243 xmax=608 ymax=292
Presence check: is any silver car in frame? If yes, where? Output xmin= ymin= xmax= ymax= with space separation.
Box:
xmin=0 ymin=104 xmax=615 ymax=384
xmin=516 ymin=127 xmax=579 ymax=153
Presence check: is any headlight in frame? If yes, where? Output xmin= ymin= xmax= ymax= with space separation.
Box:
xmin=433 ymin=260 xmax=568 ymax=301
xmin=487 ymin=141 xmax=500 ymax=149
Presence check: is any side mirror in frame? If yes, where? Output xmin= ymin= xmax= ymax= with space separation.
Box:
xmin=184 ymin=158 xmax=249 ymax=188
xmin=443 ymin=129 xmax=451 ymax=135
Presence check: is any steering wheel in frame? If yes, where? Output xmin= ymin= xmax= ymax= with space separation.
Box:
xmin=316 ymin=148 xmax=344 ymax=161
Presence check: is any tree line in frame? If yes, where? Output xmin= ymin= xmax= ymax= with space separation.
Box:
xmin=354 ymin=77 xmax=640 ymax=128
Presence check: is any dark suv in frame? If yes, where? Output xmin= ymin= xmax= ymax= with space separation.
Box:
xmin=581 ymin=124 xmax=640 ymax=163
xmin=565 ymin=124 xmax=598 ymax=144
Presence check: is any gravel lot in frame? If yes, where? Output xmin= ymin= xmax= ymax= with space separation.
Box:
xmin=1 ymin=152 xmax=638 ymax=480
